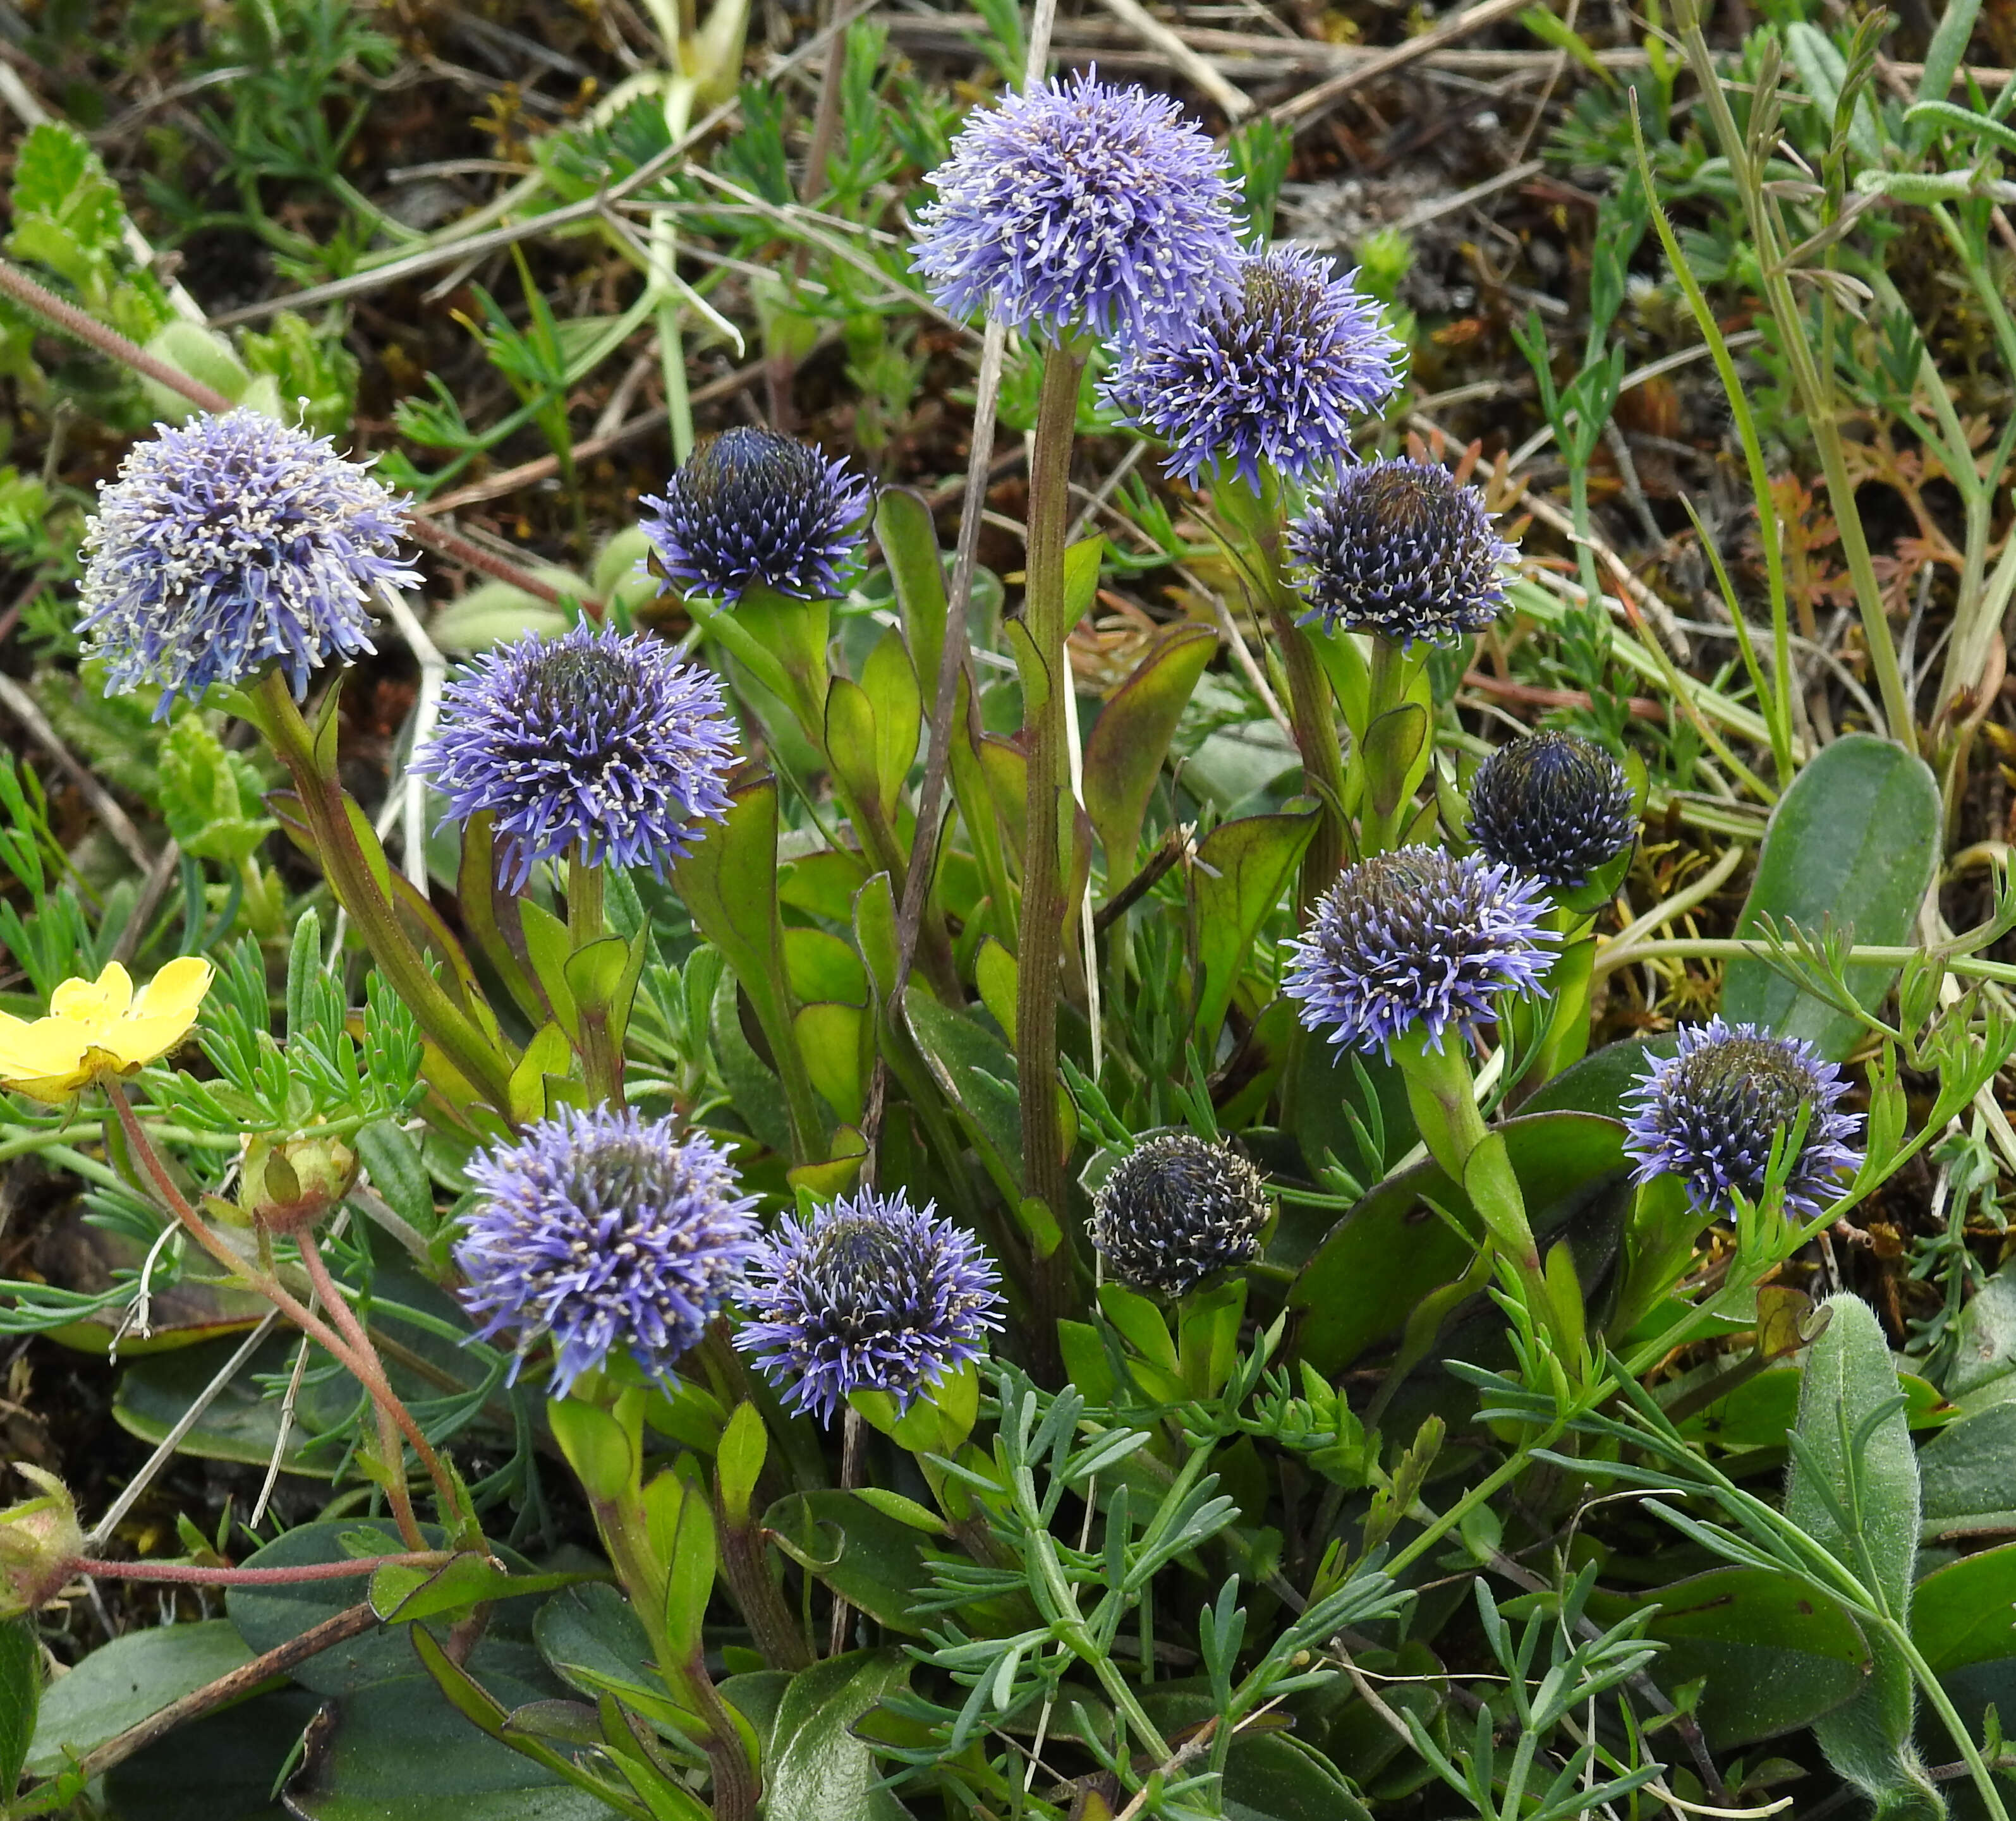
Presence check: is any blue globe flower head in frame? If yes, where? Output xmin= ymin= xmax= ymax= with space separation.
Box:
xmin=1467 ymin=729 xmax=1637 ymax=890
xmin=1289 ymin=458 xmax=1515 ymax=647
xmin=1102 ymin=245 xmax=1402 ymax=488
xmin=1623 ymin=1017 xmax=1862 ymax=1219
xmin=455 ymin=1104 xmax=762 ymax=1398
xmin=640 ymin=428 xmax=871 ymax=603
xmin=1285 ymin=846 xmax=1557 ymax=1059
xmin=416 ymin=620 xmax=739 ymax=892
xmin=733 ymin=1185 xmax=1004 ymax=1424
xmin=77 ymin=408 xmax=418 ymax=718
xmin=911 ymin=69 xmax=1244 ymax=346
xmin=1090 ymin=1132 xmax=1271 ymax=1298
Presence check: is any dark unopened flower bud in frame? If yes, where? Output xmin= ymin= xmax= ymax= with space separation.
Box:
xmin=1 ymin=1465 xmax=83 ymax=1619
xmin=735 ymin=1187 xmax=1004 ymax=1424
xmin=1624 ymin=1017 xmax=1862 ymax=1218
xmin=416 ymin=620 xmax=738 ymax=891
xmin=455 ymin=1105 xmax=761 ymax=1398
xmin=1102 ymin=245 xmax=1401 ymax=488
xmin=1090 ymin=1134 xmax=1270 ymax=1297
xmin=1467 ymin=730 xmax=1637 ymax=889
xmin=1285 ymin=847 xmax=1556 ymax=1058
xmin=240 ymin=1128 xmax=360 ymax=1233
xmin=640 ymin=428 xmax=871 ymax=603
xmin=1288 ymin=459 xmax=1514 ymax=646
xmin=78 ymin=408 xmax=418 ymax=716
xmin=911 ymin=70 xmax=1244 ymax=345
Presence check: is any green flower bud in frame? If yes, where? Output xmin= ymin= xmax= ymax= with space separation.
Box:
xmin=1 ymin=1465 xmax=84 ymax=1618
xmin=240 ymin=1128 xmax=358 ymax=1233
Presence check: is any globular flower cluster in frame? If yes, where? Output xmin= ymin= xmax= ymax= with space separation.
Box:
xmin=1623 ymin=1019 xmax=1862 ymax=1219
xmin=1289 ymin=459 xmax=1515 ymax=647
xmin=455 ymin=1105 xmax=761 ymax=1398
xmin=911 ymin=70 xmax=1244 ymax=344
xmin=1090 ymin=1134 xmax=1271 ymax=1298
xmin=1285 ymin=847 xmax=1557 ymax=1058
xmin=1103 ymin=245 xmax=1401 ymax=488
xmin=641 ymin=428 xmax=872 ymax=603
xmin=416 ymin=620 xmax=738 ymax=891
xmin=735 ymin=1187 xmax=1003 ymax=1424
xmin=77 ymin=408 xmax=418 ymax=715
xmin=1467 ymin=729 xmax=1637 ymax=890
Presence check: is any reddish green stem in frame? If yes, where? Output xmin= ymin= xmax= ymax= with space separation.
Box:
xmin=68 ymin=1552 xmax=449 ymax=1585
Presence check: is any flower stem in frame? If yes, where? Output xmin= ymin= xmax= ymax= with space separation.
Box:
xmin=566 ymin=849 xmax=624 ymax=1106
xmin=1357 ymin=634 xmax=1414 ymax=856
xmin=67 ymin=1552 xmax=450 ymax=1585
xmin=247 ymin=669 xmax=516 ymax=1115
xmin=104 ymin=1080 xmax=457 ymax=1539
xmin=1011 ymin=341 xmax=1090 ymax=1365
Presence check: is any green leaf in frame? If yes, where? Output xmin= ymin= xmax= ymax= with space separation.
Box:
xmin=764 ymin=1494 xmax=944 ymax=1638
xmin=1948 ymin=1255 xmax=2016 ymax=1403
xmin=281 ymin=1671 xmax=610 ymax=1821
xmin=356 ymin=1117 xmax=435 ymax=1231
xmin=160 ymin=717 xmax=275 ymax=864
xmin=101 ymin=1686 xmax=322 ymax=1821
xmin=370 ymin=1554 xmax=602 ymax=1629
xmin=873 ymin=490 xmax=949 ymax=713
xmin=861 ymin=629 xmax=922 ymax=817
xmin=25 ymin=1620 xmax=253 ymax=1780
xmin=1289 ymin=1112 xmax=1629 ymax=1372
xmin=716 ymin=1402 xmax=768 ymax=1527
xmin=6 ymin=123 xmax=126 ymax=294
xmin=1522 ymin=1035 xmax=1679 ymax=1120
xmin=763 ymin=1650 xmax=914 ymax=1821
xmin=1920 ymin=1403 xmax=2016 ymax=1538
xmin=228 ymin=1521 xmax=551 ymax=1698
xmin=797 ymin=1000 xmax=868 ymax=1124
xmin=1082 ymin=622 xmax=1216 ymax=881
xmin=902 ymin=986 xmax=1024 ymax=1197
xmin=1585 ymin=1568 xmax=1868 ymax=1751
xmin=1721 ymin=733 xmax=1940 ymax=1060
xmin=114 ymin=1329 xmax=357 ymax=1472
xmin=533 ymin=1585 xmax=685 ymax=1731
xmin=1 ymin=1616 xmax=40 ymax=1793
xmin=1913 ymin=1540 xmax=2016 ymax=1674
xmin=1787 ymin=1292 xmax=1941 ymax=1817
xmin=1190 ymin=810 xmax=1318 ymax=1049
xmin=1916 ymin=0 xmax=1982 ymax=106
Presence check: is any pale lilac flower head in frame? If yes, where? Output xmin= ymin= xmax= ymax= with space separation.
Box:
xmin=455 ymin=1105 xmax=760 ymax=1398
xmin=640 ymin=428 xmax=871 ymax=603
xmin=1285 ymin=847 xmax=1557 ymax=1058
xmin=1467 ymin=729 xmax=1637 ymax=890
xmin=1623 ymin=1018 xmax=1862 ymax=1218
xmin=911 ymin=70 xmax=1244 ymax=345
xmin=734 ymin=1186 xmax=1003 ymax=1424
xmin=1102 ymin=245 xmax=1402 ymax=488
xmin=416 ymin=620 xmax=738 ymax=891
xmin=1289 ymin=458 xmax=1514 ymax=646
xmin=1090 ymin=1133 xmax=1270 ymax=1297
xmin=78 ymin=408 xmax=417 ymax=716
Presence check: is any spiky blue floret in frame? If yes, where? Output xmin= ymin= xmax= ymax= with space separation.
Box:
xmin=1289 ymin=458 xmax=1515 ymax=646
xmin=77 ymin=408 xmax=417 ymax=716
xmin=1467 ymin=729 xmax=1638 ymax=889
xmin=1090 ymin=1133 xmax=1271 ymax=1297
xmin=1622 ymin=1017 xmax=1862 ymax=1218
xmin=455 ymin=1105 xmax=760 ymax=1398
xmin=416 ymin=620 xmax=738 ymax=891
xmin=640 ymin=428 xmax=871 ymax=603
xmin=733 ymin=1186 xmax=1003 ymax=1424
xmin=1284 ymin=847 xmax=1557 ymax=1059
xmin=910 ymin=70 xmax=1244 ymax=345
xmin=1102 ymin=245 xmax=1401 ymax=488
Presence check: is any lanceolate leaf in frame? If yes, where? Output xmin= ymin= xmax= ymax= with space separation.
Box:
xmin=1721 ymin=734 xmax=1939 ymax=1060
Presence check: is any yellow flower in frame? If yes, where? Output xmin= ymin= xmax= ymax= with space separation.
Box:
xmin=0 ymin=958 xmax=215 ymax=1104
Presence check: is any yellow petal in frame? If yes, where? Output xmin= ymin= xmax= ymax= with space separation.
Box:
xmin=0 ymin=1014 xmax=91 ymax=1103
xmin=106 ymin=1010 xmax=202 ymax=1070
xmin=50 ymin=962 xmax=134 ymax=1029
xmin=132 ymin=957 xmax=216 ymax=1025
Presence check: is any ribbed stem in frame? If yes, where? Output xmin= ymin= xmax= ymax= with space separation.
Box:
xmin=567 ymin=849 xmax=624 ymax=1106
xmin=248 ymin=670 xmax=515 ymax=1115
xmin=1011 ymin=342 xmax=1089 ymax=1366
